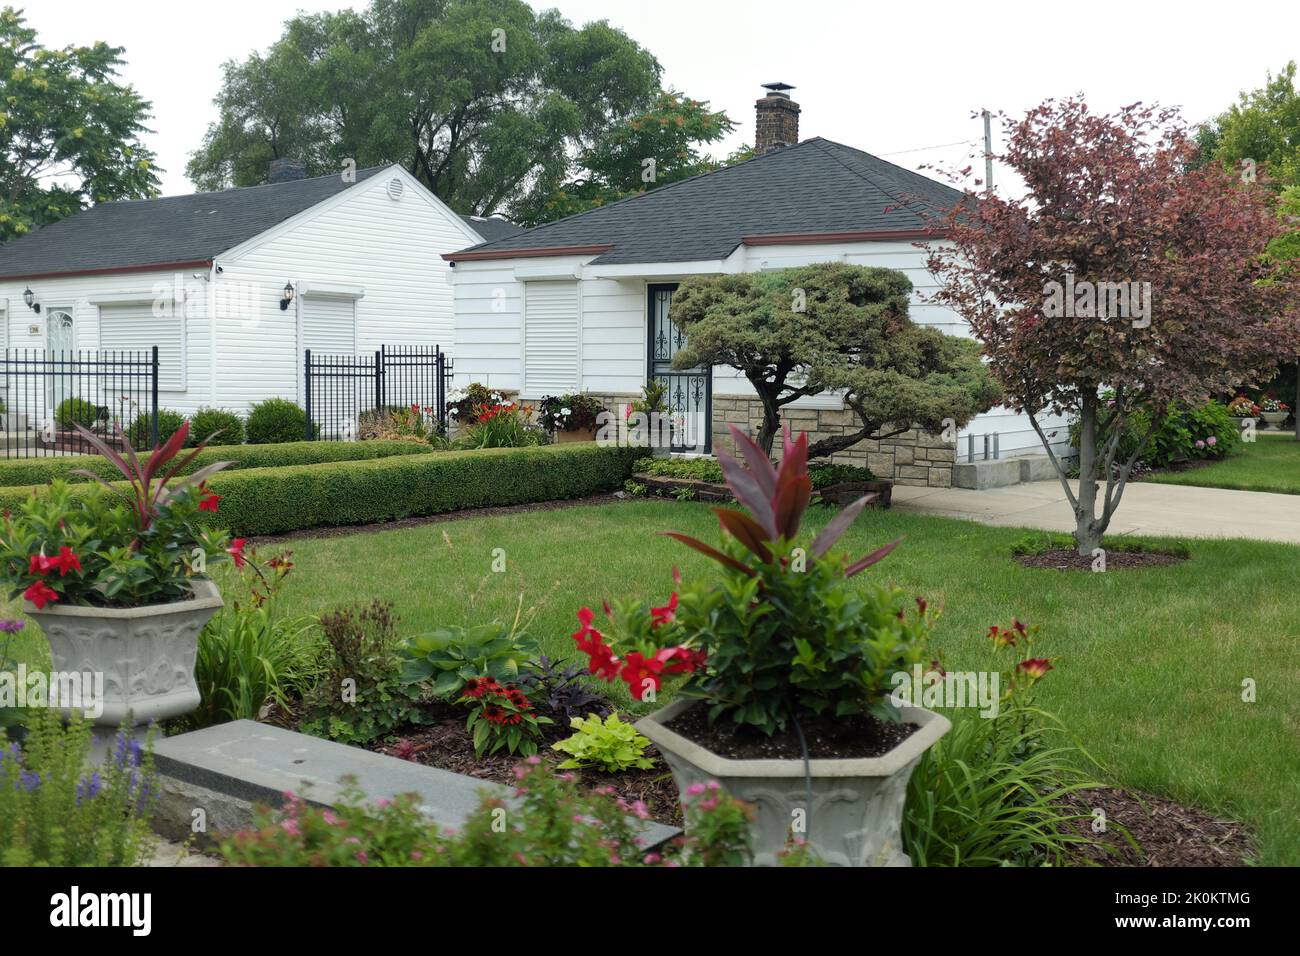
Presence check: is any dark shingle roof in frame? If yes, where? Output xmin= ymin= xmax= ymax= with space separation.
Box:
xmin=459 ymin=215 xmax=524 ymax=243
xmin=0 ymin=166 xmax=390 ymax=280
xmin=454 ymin=138 xmax=969 ymax=265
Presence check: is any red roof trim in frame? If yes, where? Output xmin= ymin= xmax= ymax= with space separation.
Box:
xmin=742 ymin=229 xmax=947 ymax=246
xmin=0 ymin=259 xmax=214 ymax=282
xmin=443 ymin=244 xmax=613 ymax=263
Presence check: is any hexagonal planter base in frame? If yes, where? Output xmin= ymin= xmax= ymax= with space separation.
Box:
xmin=25 ymin=578 xmax=223 ymax=727
xmin=637 ymin=699 xmax=950 ymax=866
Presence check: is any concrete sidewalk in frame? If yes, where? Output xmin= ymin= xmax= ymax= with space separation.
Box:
xmin=891 ymin=478 xmax=1300 ymax=544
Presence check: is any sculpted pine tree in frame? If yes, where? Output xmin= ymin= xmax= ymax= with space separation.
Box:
xmin=669 ymin=263 xmax=999 ymax=460
xmin=929 ymin=98 xmax=1300 ymax=555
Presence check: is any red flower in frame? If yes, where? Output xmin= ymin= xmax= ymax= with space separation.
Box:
xmin=587 ymin=643 xmax=621 ymax=681
xmin=987 ymin=624 xmax=1016 ymax=648
xmin=50 ymin=546 xmax=81 ymax=577
xmin=619 ymin=652 xmax=664 ymax=698
xmin=1017 ymin=658 xmax=1054 ymax=680
xmin=463 ymin=678 xmax=489 ymax=699
xmin=650 ymin=592 xmax=678 ymax=628
xmin=227 ymin=538 xmax=247 ymax=569
xmin=656 ymin=645 xmax=705 ymax=675
xmin=198 ymin=484 xmax=221 ymax=513
xmin=24 ymin=580 xmax=59 ymax=609
xmin=483 ymin=705 xmax=508 ymax=725
xmin=28 ymin=553 xmax=54 ymax=576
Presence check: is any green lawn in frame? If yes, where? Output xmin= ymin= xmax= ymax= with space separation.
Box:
xmin=6 ymin=498 xmax=1298 ymax=864
xmin=1143 ymin=432 xmax=1300 ymax=494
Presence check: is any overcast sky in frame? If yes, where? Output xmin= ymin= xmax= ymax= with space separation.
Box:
xmin=20 ymin=0 xmax=1300 ymax=198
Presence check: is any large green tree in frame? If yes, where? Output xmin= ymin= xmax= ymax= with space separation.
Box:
xmin=0 ymin=7 xmax=159 ymax=243
xmin=187 ymin=0 xmax=722 ymax=222
xmin=670 ymin=263 xmax=999 ymax=459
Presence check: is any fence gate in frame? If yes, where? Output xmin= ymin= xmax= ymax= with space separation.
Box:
xmin=304 ymin=345 xmax=452 ymax=441
xmin=0 ymin=347 xmax=159 ymax=457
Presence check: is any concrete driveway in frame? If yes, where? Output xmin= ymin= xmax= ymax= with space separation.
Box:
xmin=891 ymin=479 xmax=1300 ymax=544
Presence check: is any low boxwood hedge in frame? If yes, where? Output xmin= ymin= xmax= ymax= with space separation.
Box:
xmin=0 ymin=443 xmax=640 ymax=536
xmin=0 ymin=440 xmax=435 ymax=488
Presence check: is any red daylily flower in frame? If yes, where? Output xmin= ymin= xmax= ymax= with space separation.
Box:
xmin=227 ymin=538 xmax=247 ymax=569
xmin=987 ymin=624 xmax=1017 ymax=649
xmin=650 ymin=592 xmax=678 ymax=628
xmin=51 ymin=546 xmax=81 ymax=577
xmin=1017 ymin=658 xmax=1054 ymax=679
xmin=24 ymin=581 xmax=59 ymax=609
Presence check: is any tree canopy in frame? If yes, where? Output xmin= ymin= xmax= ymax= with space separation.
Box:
xmin=670 ymin=262 xmax=998 ymax=459
xmin=186 ymin=0 xmax=733 ymax=224
xmin=930 ymin=97 xmax=1300 ymax=554
xmin=0 ymin=6 xmax=159 ymax=243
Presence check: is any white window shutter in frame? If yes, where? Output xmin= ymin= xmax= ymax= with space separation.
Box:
xmin=98 ymin=302 xmax=185 ymax=389
xmin=523 ymin=281 xmax=579 ymax=395
xmin=301 ymin=295 xmax=357 ymax=355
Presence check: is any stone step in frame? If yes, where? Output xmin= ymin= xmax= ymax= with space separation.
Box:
xmin=151 ymin=719 xmax=680 ymax=850
xmin=952 ymin=454 xmax=1060 ymax=489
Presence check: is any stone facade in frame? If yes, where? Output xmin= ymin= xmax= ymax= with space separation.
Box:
xmin=710 ymin=395 xmax=956 ymax=488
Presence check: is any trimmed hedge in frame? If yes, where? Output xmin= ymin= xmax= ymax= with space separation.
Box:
xmin=0 ymin=440 xmax=436 ymax=488
xmin=0 ymin=443 xmax=641 ymax=536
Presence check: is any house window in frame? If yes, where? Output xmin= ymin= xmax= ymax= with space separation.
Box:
xmin=98 ymin=302 xmax=186 ymax=390
xmin=523 ymin=280 xmax=579 ymax=395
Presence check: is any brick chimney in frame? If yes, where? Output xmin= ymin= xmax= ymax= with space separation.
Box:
xmin=267 ymin=158 xmax=308 ymax=183
xmin=755 ymin=82 xmax=800 ymax=155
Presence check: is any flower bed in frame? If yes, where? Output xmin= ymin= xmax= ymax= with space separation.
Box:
xmin=0 ymin=443 xmax=641 ymax=537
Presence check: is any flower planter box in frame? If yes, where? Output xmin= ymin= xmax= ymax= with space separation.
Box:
xmin=1260 ymin=411 xmax=1289 ymax=429
xmin=816 ymin=479 xmax=893 ymax=509
xmin=555 ymin=426 xmax=598 ymax=443
xmin=25 ymin=578 xmax=224 ymax=727
xmin=634 ymin=474 xmax=734 ymax=502
xmin=637 ymin=699 xmax=950 ymax=867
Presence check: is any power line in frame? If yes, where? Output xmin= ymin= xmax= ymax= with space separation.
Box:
xmin=880 ymin=139 xmax=979 ymax=156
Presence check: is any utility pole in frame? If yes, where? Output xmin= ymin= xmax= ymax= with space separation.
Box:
xmin=982 ymin=109 xmax=994 ymax=196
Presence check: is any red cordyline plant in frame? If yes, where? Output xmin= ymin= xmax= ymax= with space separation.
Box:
xmin=928 ymin=97 xmax=1300 ymax=554
xmin=573 ymin=425 xmax=933 ymax=735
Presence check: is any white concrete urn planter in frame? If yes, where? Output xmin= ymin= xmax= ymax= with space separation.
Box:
xmin=1260 ymin=411 xmax=1289 ymax=429
xmin=637 ymin=699 xmax=950 ymax=867
xmin=25 ymin=578 xmax=223 ymax=727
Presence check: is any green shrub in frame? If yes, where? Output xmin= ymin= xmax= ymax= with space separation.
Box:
xmin=55 ymin=396 xmax=98 ymax=429
xmin=552 ymin=712 xmax=656 ymax=773
xmin=1069 ymin=398 xmax=1240 ymax=470
xmin=0 ymin=443 xmax=640 ymax=537
xmin=189 ymin=407 xmax=245 ymax=446
xmin=191 ymin=552 xmax=323 ymax=729
xmin=0 ymin=711 xmax=156 ymax=866
xmin=299 ymin=601 xmax=429 ymax=746
xmin=0 ymin=439 xmax=430 ymax=488
xmin=126 ymin=408 xmax=185 ymax=449
xmin=632 ymin=456 xmax=876 ymax=486
xmin=247 ymin=398 xmax=311 ymax=444
xmin=219 ymin=759 xmax=752 ymax=867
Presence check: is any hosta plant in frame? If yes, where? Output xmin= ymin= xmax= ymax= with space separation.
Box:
xmin=552 ymin=711 xmax=656 ymax=773
xmin=398 ymin=623 xmax=540 ymax=698
xmin=0 ymin=422 xmax=234 ymax=608
xmin=572 ymin=425 xmax=935 ymax=736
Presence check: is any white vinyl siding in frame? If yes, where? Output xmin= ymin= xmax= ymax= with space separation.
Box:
xmin=98 ymin=301 xmax=185 ymax=389
xmin=301 ymin=294 xmax=357 ymax=355
xmin=522 ymin=281 xmax=579 ymax=396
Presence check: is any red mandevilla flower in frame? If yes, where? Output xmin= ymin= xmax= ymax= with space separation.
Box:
xmin=51 ymin=546 xmax=81 ymax=577
xmin=24 ymin=580 xmax=59 ymax=609
xmin=650 ymin=592 xmax=678 ymax=628
xmin=198 ymin=484 xmax=221 ymax=513
xmin=28 ymin=553 xmax=54 ymax=576
xmin=619 ymin=651 xmax=664 ymax=697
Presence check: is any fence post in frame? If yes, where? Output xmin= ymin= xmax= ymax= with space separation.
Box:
xmin=375 ymin=348 xmax=384 ymax=414
xmin=436 ymin=346 xmax=444 ymax=433
xmin=304 ymin=349 xmax=313 ymax=440
xmin=150 ymin=345 xmax=159 ymax=448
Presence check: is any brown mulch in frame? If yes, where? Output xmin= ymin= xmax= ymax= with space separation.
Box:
xmin=666 ymin=707 xmax=917 ymax=760
xmin=1062 ymin=787 xmax=1255 ymax=867
xmin=1014 ymin=548 xmax=1187 ymax=571
xmin=247 ymin=493 xmax=628 ymax=545
xmin=369 ymin=704 xmax=685 ymax=827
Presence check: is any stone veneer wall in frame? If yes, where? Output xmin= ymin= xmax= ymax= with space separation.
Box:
xmin=710 ymin=396 xmax=956 ymax=488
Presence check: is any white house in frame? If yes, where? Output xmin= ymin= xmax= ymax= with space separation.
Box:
xmin=445 ymin=84 xmax=1068 ymax=487
xmin=0 ymin=161 xmax=520 ymax=434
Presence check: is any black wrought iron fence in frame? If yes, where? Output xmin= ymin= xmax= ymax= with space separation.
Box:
xmin=0 ymin=347 xmax=159 ymax=458
xmin=304 ymin=345 xmax=452 ymax=441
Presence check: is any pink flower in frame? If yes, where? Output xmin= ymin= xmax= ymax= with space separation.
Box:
xmin=1207 ymin=435 xmax=1217 ymax=446
xmin=355 ymin=851 xmax=369 ymax=865
xmin=1195 ymin=439 xmax=1206 ymax=449
xmin=280 ymin=819 xmax=300 ymax=836
xmin=685 ymin=783 xmax=707 ymax=796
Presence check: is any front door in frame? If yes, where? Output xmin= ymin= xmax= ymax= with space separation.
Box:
xmin=46 ymin=308 xmax=76 ymax=417
xmin=647 ymin=284 xmax=711 ymax=453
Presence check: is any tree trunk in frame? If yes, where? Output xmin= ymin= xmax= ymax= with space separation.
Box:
xmin=753 ymin=386 xmax=782 ymax=457
xmin=1074 ymin=393 xmax=1104 ymax=556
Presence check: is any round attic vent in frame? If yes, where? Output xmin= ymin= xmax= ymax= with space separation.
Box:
xmin=386 ymin=177 xmax=404 ymax=201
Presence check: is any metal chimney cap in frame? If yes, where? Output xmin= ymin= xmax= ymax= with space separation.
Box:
xmin=761 ymin=82 xmax=795 ymax=97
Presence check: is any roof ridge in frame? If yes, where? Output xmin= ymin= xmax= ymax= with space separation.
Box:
xmin=807 ymin=139 xmax=936 ymax=223
xmin=816 ymin=138 xmax=966 ymax=205
xmin=102 ymin=165 xmax=392 ymax=206
xmin=464 ymin=140 xmax=826 ymax=253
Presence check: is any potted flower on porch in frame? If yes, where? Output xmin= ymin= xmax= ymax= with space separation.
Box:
xmin=0 ymin=423 xmax=236 ymax=730
xmin=538 ymin=393 xmax=608 ymax=443
xmin=570 ymin=424 xmax=950 ymax=866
